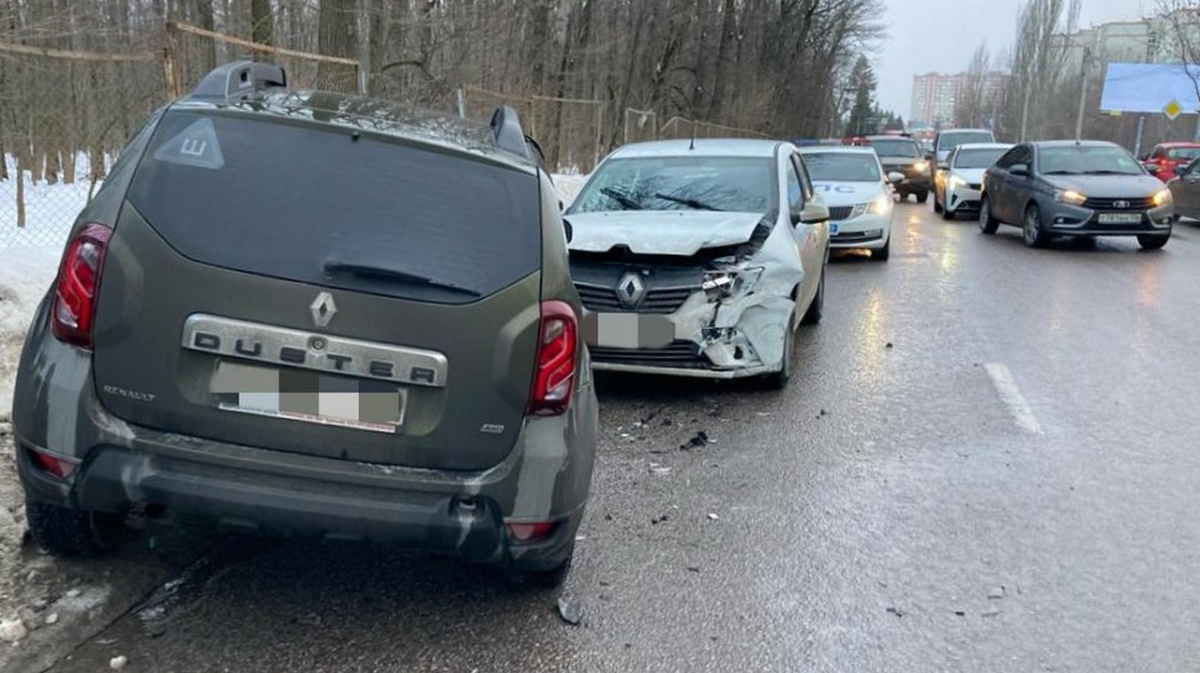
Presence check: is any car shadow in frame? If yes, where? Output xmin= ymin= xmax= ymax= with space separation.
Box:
xmin=985 ymin=230 xmax=1156 ymax=253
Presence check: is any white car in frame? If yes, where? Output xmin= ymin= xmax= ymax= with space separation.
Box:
xmin=797 ymin=146 xmax=897 ymax=261
xmin=564 ymin=139 xmax=831 ymax=387
xmin=934 ymin=142 xmax=1012 ymax=219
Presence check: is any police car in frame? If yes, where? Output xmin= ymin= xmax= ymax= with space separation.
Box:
xmin=797 ymin=146 xmax=900 ymax=261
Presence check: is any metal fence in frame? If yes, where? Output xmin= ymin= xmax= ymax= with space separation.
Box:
xmin=460 ymin=85 xmax=604 ymax=173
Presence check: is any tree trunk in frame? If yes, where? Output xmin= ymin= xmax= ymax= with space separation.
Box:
xmin=250 ymin=0 xmax=272 ymax=47
xmin=195 ymin=0 xmax=217 ymax=69
xmin=318 ymin=0 xmax=358 ymax=91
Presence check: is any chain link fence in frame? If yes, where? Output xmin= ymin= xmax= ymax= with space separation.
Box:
xmin=459 ymin=85 xmax=604 ymax=174
xmin=0 ymin=41 xmax=165 ymax=251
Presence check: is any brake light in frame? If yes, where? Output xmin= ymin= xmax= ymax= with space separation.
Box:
xmin=527 ymin=300 xmax=577 ymax=416
xmin=506 ymin=521 xmax=559 ymax=542
xmin=51 ymin=223 xmax=111 ymax=348
xmin=28 ymin=448 xmax=78 ymax=479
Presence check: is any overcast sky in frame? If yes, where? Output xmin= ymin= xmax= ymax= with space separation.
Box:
xmin=876 ymin=0 xmax=1155 ymax=118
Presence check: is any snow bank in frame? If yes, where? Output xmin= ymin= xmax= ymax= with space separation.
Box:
xmin=1 ymin=154 xmax=106 ymax=252
xmin=552 ymin=173 xmax=589 ymax=208
xmin=0 ymin=248 xmax=59 ymax=420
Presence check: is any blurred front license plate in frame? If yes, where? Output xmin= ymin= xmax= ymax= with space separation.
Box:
xmin=1098 ymin=213 xmax=1142 ymax=224
xmin=212 ymin=362 xmax=405 ymax=433
xmin=830 ymin=222 xmax=840 ymax=234
xmin=582 ymin=313 xmax=674 ymax=349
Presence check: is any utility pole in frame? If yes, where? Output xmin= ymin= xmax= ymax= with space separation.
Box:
xmin=1074 ymin=45 xmax=1091 ymax=140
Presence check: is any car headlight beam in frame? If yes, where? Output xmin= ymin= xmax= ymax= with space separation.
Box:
xmin=1153 ymin=189 xmax=1173 ymax=207
xmin=1054 ymin=189 xmax=1087 ymax=206
xmin=869 ymin=193 xmax=892 ymax=215
xmin=948 ymin=175 xmax=966 ymax=190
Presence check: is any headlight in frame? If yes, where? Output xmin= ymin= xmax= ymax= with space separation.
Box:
xmin=948 ymin=175 xmax=966 ymax=190
xmin=1153 ymin=189 xmax=1173 ymax=207
xmin=703 ymin=265 xmax=764 ymax=300
xmin=869 ymin=192 xmax=892 ymax=215
xmin=913 ymin=161 xmax=929 ymax=173
xmin=1054 ymin=189 xmax=1087 ymax=205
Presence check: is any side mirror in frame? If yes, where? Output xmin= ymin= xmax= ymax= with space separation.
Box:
xmin=937 ymin=162 xmax=949 ymax=171
xmin=887 ymin=172 xmax=905 ymax=184
xmin=562 ymin=218 xmax=573 ymax=244
xmin=795 ymin=203 xmax=830 ymax=225
xmin=1146 ymin=164 xmax=1161 ymax=174
xmin=1176 ymin=164 xmax=1190 ymax=177
xmin=1010 ymin=164 xmax=1030 ymax=177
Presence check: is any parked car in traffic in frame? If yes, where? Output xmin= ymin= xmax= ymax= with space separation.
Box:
xmin=10 ymin=61 xmax=597 ymax=585
xmin=798 ymin=146 xmax=898 ymax=260
xmin=1142 ymin=142 xmax=1200 ymax=182
xmin=564 ymin=139 xmax=830 ymax=388
xmin=933 ymin=142 xmax=1012 ymax=219
xmin=926 ymin=128 xmax=996 ymax=197
xmin=1167 ymin=158 xmax=1200 ymax=220
xmin=978 ymin=140 xmax=1175 ymax=249
xmin=864 ymin=135 xmax=931 ymax=203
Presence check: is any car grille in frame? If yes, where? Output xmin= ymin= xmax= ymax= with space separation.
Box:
xmin=575 ymin=283 xmax=697 ymax=314
xmin=828 ymin=204 xmax=869 ymax=221
xmin=590 ymin=340 xmax=711 ymax=369
xmin=1083 ymin=196 xmax=1155 ymax=210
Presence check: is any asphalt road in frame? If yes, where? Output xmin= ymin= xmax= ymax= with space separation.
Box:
xmin=46 ymin=203 xmax=1200 ymax=673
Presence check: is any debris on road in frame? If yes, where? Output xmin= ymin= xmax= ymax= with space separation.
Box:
xmin=65 ymin=588 xmax=81 ymax=599
xmin=886 ymin=606 xmax=905 ymax=617
xmin=44 ymin=613 xmax=58 ymax=625
xmin=987 ymin=586 xmax=1005 ymax=600
xmin=981 ymin=609 xmax=1001 ymax=618
xmin=648 ymin=463 xmax=672 ymax=476
xmin=680 ymin=431 xmax=709 ymax=451
xmin=110 ymin=654 xmax=129 ymax=670
xmin=886 ymin=342 xmax=894 ymax=349
xmin=651 ymin=514 xmax=670 ymax=525
xmin=706 ymin=513 xmax=720 ymax=521
xmin=686 ymin=566 xmax=701 ymax=573
xmin=556 ymin=599 xmax=582 ymax=626
xmin=0 ymin=617 xmax=28 ymax=643
xmin=954 ymin=610 xmax=966 ymax=617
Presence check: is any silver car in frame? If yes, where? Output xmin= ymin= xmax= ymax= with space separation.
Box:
xmin=564 ymin=139 xmax=830 ymax=388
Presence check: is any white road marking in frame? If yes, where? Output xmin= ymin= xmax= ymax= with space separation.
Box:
xmin=984 ymin=363 xmax=1044 ymax=434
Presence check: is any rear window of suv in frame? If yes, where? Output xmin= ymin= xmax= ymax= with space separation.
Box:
xmin=127 ymin=110 xmax=540 ymax=304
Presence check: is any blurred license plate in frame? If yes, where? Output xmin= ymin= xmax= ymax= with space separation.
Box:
xmin=830 ymin=222 xmax=840 ymax=234
xmin=1098 ymin=213 xmax=1142 ymax=224
xmin=583 ymin=313 xmax=675 ymax=349
xmin=212 ymin=362 xmax=405 ymax=433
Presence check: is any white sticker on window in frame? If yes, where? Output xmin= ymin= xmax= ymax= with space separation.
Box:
xmin=153 ymin=118 xmax=224 ymax=169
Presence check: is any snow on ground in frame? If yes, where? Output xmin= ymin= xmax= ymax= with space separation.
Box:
xmin=552 ymin=173 xmax=588 ymax=208
xmin=0 ymin=248 xmax=59 ymax=423
xmin=1 ymin=154 xmax=105 ymax=253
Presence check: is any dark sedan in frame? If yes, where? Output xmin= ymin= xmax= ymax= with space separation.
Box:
xmin=978 ymin=141 xmax=1175 ymax=249
xmin=864 ymin=135 xmax=930 ymax=203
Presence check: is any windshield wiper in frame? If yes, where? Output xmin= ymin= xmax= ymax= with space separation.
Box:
xmin=600 ymin=187 xmax=645 ymax=210
xmin=1085 ymin=169 xmax=1137 ymax=175
xmin=654 ymin=192 xmax=723 ymax=211
xmin=322 ymin=259 xmax=481 ymax=297
xmin=1043 ymin=170 xmax=1082 ymax=175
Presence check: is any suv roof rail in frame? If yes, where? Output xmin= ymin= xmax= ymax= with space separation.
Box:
xmin=188 ymin=60 xmax=288 ymax=103
xmin=490 ymin=105 xmax=532 ymax=161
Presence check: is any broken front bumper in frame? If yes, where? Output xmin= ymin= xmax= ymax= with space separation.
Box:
xmin=582 ymin=290 xmax=795 ymax=379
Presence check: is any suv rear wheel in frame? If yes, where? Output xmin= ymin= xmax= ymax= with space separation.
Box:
xmin=26 ymin=501 xmax=124 ymax=557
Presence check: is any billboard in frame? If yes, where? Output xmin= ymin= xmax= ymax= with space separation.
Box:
xmin=1100 ymin=63 xmax=1200 ymax=114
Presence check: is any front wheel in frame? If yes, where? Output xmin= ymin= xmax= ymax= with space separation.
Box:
xmin=933 ymin=194 xmax=944 ymax=213
xmin=873 ymin=237 xmax=891 ymax=262
xmin=764 ymin=313 xmax=796 ymax=390
xmin=916 ymin=190 xmax=929 ymax=204
xmin=801 ymin=266 xmax=825 ymax=326
xmin=1138 ymin=234 xmax=1170 ymax=250
xmin=941 ymin=203 xmax=956 ymax=220
xmin=1023 ymin=205 xmax=1051 ymax=248
xmin=979 ymin=196 xmax=999 ymax=234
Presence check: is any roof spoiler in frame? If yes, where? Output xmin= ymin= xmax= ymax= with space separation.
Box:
xmin=490 ymin=105 xmax=533 ymax=161
xmin=188 ymin=61 xmax=288 ymax=103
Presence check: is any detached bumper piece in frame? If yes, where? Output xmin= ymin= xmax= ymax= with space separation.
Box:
xmin=589 ymin=340 xmax=710 ymax=369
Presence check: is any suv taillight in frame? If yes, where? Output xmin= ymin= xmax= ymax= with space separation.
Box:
xmin=51 ymin=223 xmax=112 ymax=349
xmin=527 ymin=300 xmax=577 ymax=416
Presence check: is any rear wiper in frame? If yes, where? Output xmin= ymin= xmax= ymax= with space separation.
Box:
xmin=600 ymin=187 xmax=644 ymax=210
xmin=322 ymin=260 xmax=481 ymax=297
xmin=654 ymin=192 xmax=723 ymax=211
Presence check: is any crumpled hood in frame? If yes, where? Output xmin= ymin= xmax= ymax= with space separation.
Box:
xmin=565 ymin=210 xmax=766 ymax=256
xmin=1044 ymin=174 xmax=1164 ymax=198
xmin=813 ymin=181 xmax=885 ymax=207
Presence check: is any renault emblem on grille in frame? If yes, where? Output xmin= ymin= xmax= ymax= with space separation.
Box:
xmin=1113 ymin=200 xmax=1130 ymax=209
xmin=616 ymin=273 xmax=646 ymax=307
xmin=310 ymin=292 xmax=338 ymax=328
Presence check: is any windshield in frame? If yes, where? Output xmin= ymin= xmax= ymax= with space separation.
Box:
xmin=954 ymin=148 xmax=1008 ymax=169
xmin=1168 ymin=147 xmax=1200 ymax=160
xmin=940 ymin=132 xmax=994 ymax=151
xmin=1039 ymin=145 xmax=1143 ymax=176
xmin=869 ymin=139 xmax=920 ymax=158
xmin=802 ymin=152 xmax=882 ymax=182
xmin=571 ymin=156 xmax=774 ymax=214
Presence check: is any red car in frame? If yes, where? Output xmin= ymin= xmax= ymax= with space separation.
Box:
xmin=1143 ymin=142 xmax=1200 ymax=182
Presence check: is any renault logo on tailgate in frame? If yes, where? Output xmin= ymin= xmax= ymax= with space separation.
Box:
xmin=616 ymin=273 xmax=645 ymax=308
xmin=310 ymin=292 xmax=338 ymax=327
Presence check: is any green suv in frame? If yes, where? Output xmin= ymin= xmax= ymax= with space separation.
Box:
xmin=10 ymin=62 xmax=597 ymax=582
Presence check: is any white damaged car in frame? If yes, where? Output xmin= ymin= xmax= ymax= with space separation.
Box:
xmin=563 ymin=139 xmax=830 ymax=388
xmin=797 ymin=146 xmax=897 ymax=261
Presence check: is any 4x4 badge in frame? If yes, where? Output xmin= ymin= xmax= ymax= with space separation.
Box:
xmin=310 ymin=292 xmax=337 ymax=328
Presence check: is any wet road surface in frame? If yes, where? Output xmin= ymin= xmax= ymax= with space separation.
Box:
xmin=46 ymin=204 xmax=1200 ymax=672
